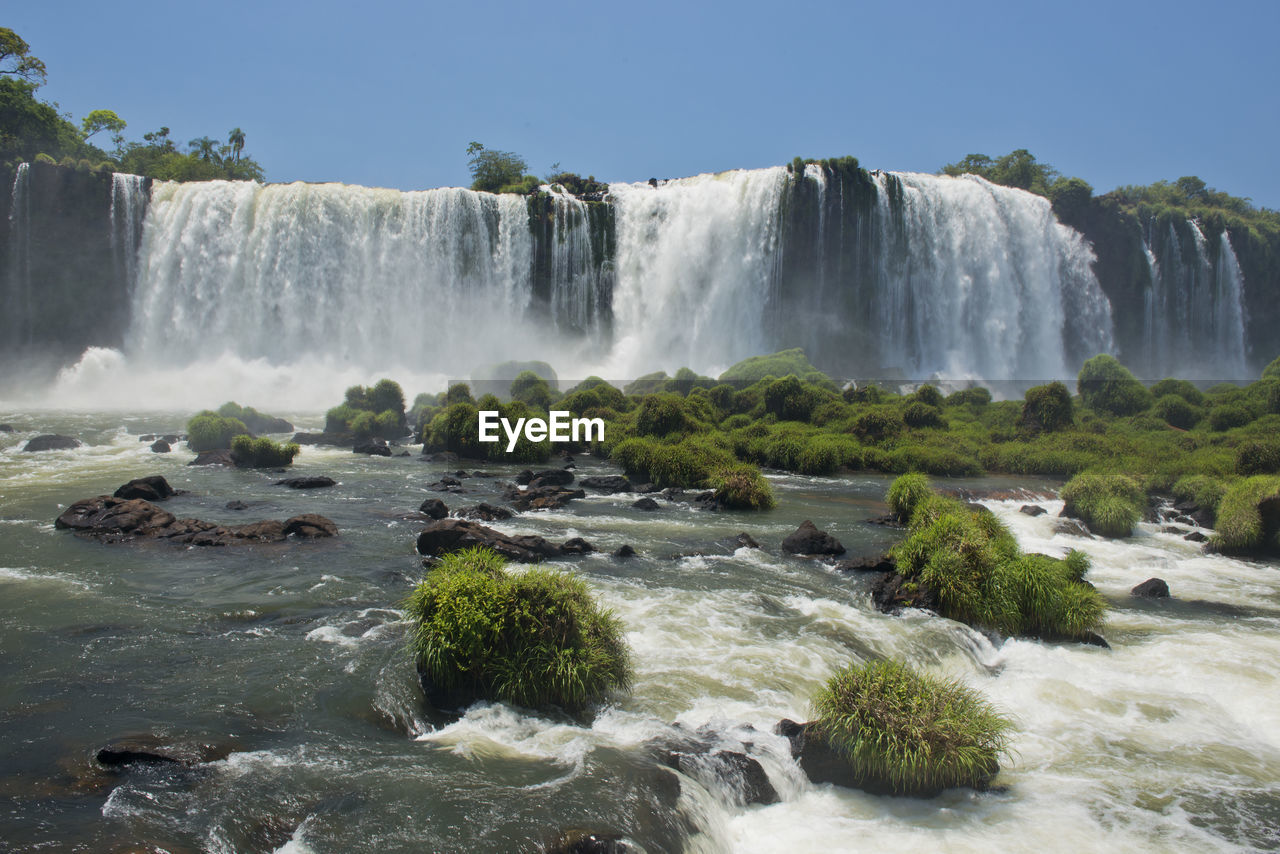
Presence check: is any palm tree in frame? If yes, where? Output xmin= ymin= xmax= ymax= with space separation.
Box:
xmin=189 ymin=136 xmax=218 ymax=162
xmin=228 ymin=127 xmax=245 ymax=161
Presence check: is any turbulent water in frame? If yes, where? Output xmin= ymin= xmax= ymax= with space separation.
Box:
xmin=1 ymin=417 xmax=1278 ymax=852
xmin=0 ymin=166 xmax=1181 ymax=409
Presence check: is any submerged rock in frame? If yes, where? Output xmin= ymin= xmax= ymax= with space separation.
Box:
xmin=353 ymin=437 xmax=392 ymax=456
xmin=455 ymin=502 xmax=513 ymax=522
xmin=529 ymin=468 xmax=576 ymax=488
xmin=1131 ymin=577 xmax=1171 ymax=598
xmin=832 ymin=554 xmax=894 ymax=573
xmin=418 ymin=497 xmax=449 ymax=519
xmin=781 ymin=520 xmax=846 ymax=556
xmin=612 ymin=544 xmax=637 ymax=559
xmin=55 ymin=496 xmax=337 ymax=546
xmin=0 ymin=424 xmax=13 ymax=432
xmin=113 ymin=476 xmax=178 ymax=502
xmin=22 ymin=434 xmax=81 ymax=452
xmin=275 ymin=476 xmax=337 ymax=489
xmin=189 ymin=448 xmax=236 ymax=466
xmin=95 ymin=734 xmax=236 ymax=771
xmin=580 ymin=475 xmax=633 ymax=493
xmin=149 ymin=439 xmax=171 ymax=453
xmin=632 ymin=497 xmax=660 ymax=511
xmin=1184 ymin=530 xmax=1208 ymax=543
xmin=415 ymin=518 xmax=590 ymax=562
xmin=1019 ymin=504 xmax=1047 ymax=517
xmin=502 ymin=482 xmax=585 ymax=511
xmin=291 ymin=431 xmax=350 ymax=446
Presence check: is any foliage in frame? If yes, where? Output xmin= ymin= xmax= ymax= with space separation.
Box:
xmin=1264 ymin=356 xmax=1280 ymax=381
xmin=635 ymin=393 xmax=701 ymax=437
xmin=811 ymin=659 xmax=1012 ymax=796
xmin=1020 ymin=382 xmax=1074 ymax=433
xmin=1153 ymin=394 xmax=1199 ymax=430
xmin=216 ymin=401 xmax=291 ymax=434
xmin=1211 ymin=476 xmax=1280 ymax=554
xmin=1236 ymin=441 xmax=1280 ymax=476
xmin=510 ymin=370 xmax=552 ymax=410
xmin=903 ymin=401 xmax=944 ymax=429
xmin=940 ymin=149 xmax=1059 ymax=196
xmin=891 ymin=485 xmax=1106 ymax=639
xmin=0 ymin=28 xmax=46 ymax=84
xmin=1060 ymin=473 xmax=1145 ymax=538
xmin=186 ymin=412 xmax=249 ymax=452
xmin=709 ymin=465 xmax=775 ymax=510
xmin=1150 ymin=378 xmax=1205 ymax=406
xmin=886 ymin=473 xmax=932 ymax=522
xmin=325 ymin=379 xmax=407 ymax=439
xmin=466 ymin=142 xmax=531 ymax=193
xmin=1209 ymin=403 xmax=1253 ymax=432
xmin=1077 ymin=355 xmax=1152 ymax=416
xmin=717 ymin=348 xmax=832 ymax=386
xmin=404 ymin=547 xmax=632 ymax=710
xmin=853 ymin=409 xmax=904 ymax=442
xmin=230 ymin=435 xmax=299 ymax=468
xmin=764 ymin=375 xmax=822 ymax=421
xmin=611 ymin=434 xmax=740 ymax=490
xmin=1172 ymin=475 xmax=1226 ymax=524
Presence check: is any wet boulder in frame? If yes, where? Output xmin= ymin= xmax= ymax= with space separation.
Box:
xmin=580 ymin=475 xmax=633 ymax=494
xmin=113 ymin=476 xmax=178 ymax=502
xmin=455 ymin=503 xmax=513 ymax=522
xmin=503 ymin=482 xmax=585 ymax=511
xmin=832 ymin=554 xmax=894 ymax=573
xmin=418 ymin=497 xmax=449 ymax=519
xmin=353 ymin=437 xmax=392 ymax=456
xmin=416 ymin=518 xmax=563 ymax=562
xmin=22 ymin=434 xmax=81 ymax=452
xmin=275 ymin=476 xmax=337 ymax=489
xmin=189 ymin=448 xmax=236 ymax=466
xmin=632 ymin=497 xmax=660 ymax=511
xmin=1131 ymin=577 xmax=1170 ymax=598
xmin=149 ymin=439 xmax=171 ymax=453
xmin=781 ymin=520 xmax=846 ymax=556
xmin=55 ymin=495 xmax=336 ymax=546
xmin=1020 ymin=504 xmax=1047 ymax=517
xmin=528 ymin=468 xmax=575 ymax=488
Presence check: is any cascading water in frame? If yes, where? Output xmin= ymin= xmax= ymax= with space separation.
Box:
xmin=1140 ymin=218 xmax=1248 ymax=380
xmin=110 ymin=173 xmax=148 ymax=298
xmin=5 ymin=163 xmax=32 ymax=350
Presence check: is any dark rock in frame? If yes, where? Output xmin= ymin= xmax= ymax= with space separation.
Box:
xmin=560 ymin=537 xmax=595 ymax=555
xmin=516 ymin=469 xmax=534 ymax=485
xmin=150 ymin=439 xmax=171 ymax=453
xmin=580 ymin=475 xmax=633 ymax=494
xmin=692 ymin=490 xmax=723 ymax=511
xmin=502 ymin=483 xmax=585 ymax=511
xmin=421 ymin=451 xmax=460 ymax=463
xmin=226 ymin=500 xmax=248 ymax=511
xmin=282 ymin=514 xmax=339 ymax=538
xmin=353 ymin=437 xmax=392 ymax=456
xmin=864 ymin=513 xmax=906 ymax=529
xmin=396 ymin=450 xmax=411 ymax=457
xmin=291 ymin=431 xmax=350 ymax=446
xmin=54 ymin=496 xmax=336 ymax=546
xmin=870 ymin=571 xmax=939 ymax=614
xmin=427 ymin=476 xmax=465 ymax=493
xmin=612 ymin=544 xmax=637 ymax=559
xmin=1162 ymin=525 xmax=1188 ymax=534
xmin=0 ymin=424 xmax=13 ymax=432
xmin=833 ymin=554 xmax=895 ymax=573
xmin=189 ymin=449 xmax=235 ymax=466
xmin=726 ymin=532 xmax=760 ymax=550
xmin=632 ymin=497 xmax=660 ymax=511
xmin=1019 ymin=504 xmax=1047 ymax=517
xmin=453 ymin=469 xmax=470 ymax=477
xmin=1054 ymin=519 xmax=1093 ymax=537
xmin=659 ymin=746 xmax=778 ymax=807
xmin=1131 ymin=577 xmax=1170 ymax=598
xmin=113 ymin=476 xmax=177 ymax=502
xmin=416 ymin=518 xmax=565 ymax=562
xmin=95 ymin=735 xmax=234 ymax=771
xmin=456 ymin=503 xmax=513 ymax=522
xmin=781 ymin=520 xmax=846 ymax=556
xmin=660 ymin=487 xmax=686 ymax=501
xmin=96 ymin=747 xmax=181 ymax=769
xmin=634 ymin=482 xmax=660 ymax=494
xmin=545 ymin=831 xmax=636 ymax=854
xmin=275 ymin=476 xmax=337 ymax=489
xmin=418 ymin=498 xmax=448 ymax=519
xmin=529 ymin=468 xmax=576 ymax=488
xmin=22 ymin=434 xmax=81 ymax=452
xmin=1184 ymin=530 xmax=1208 ymax=543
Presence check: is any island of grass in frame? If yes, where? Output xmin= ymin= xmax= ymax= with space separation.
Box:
xmin=879 ymin=474 xmax=1107 ymax=643
xmin=404 ymin=547 xmax=632 ymax=712
xmin=797 ymin=658 xmax=1012 ymax=797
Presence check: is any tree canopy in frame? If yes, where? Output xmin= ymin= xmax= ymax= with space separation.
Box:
xmin=466 ymin=141 xmax=533 ymax=193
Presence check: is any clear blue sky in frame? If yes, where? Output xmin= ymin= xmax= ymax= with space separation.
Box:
xmin=11 ymin=0 xmax=1280 ymax=206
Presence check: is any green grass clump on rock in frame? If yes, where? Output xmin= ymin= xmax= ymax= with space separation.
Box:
xmin=717 ymin=347 xmax=831 ymax=386
xmin=230 ymin=435 xmax=300 ymax=468
xmin=1211 ymin=476 xmax=1280 ymax=554
xmin=186 ymin=412 xmax=249 ymax=451
xmin=886 ymin=472 xmax=931 ymax=522
xmin=1060 ymin=473 xmax=1146 ymax=537
xmin=404 ymin=547 xmax=631 ymax=710
xmin=811 ymin=659 xmax=1012 ymax=796
xmin=1153 ymin=394 xmax=1199 ymax=429
xmin=889 ymin=476 xmax=1105 ymax=639
xmin=710 ymin=465 xmax=775 ymax=510
xmin=1020 ymin=382 xmax=1074 ymax=433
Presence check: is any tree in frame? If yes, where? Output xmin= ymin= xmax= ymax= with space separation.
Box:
xmin=940 ymin=149 xmax=1058 ymax=196
xmin=80 ymin=109 xmax=126 ymax=143
xmin=228 ymin=127 xmax=245 ymax=161
xmin=0 ymin=28 xmax=46 ymax=85
xmin=189 ymin=135 xmax=219 ymax=162
xmin=466 ymin=141 xmax=528 ymax=193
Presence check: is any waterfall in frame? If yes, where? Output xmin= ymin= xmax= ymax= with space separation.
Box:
xmin=1140 ymin=218 xmax=1248 ymax=380
xmin=110 ymin=173 xmax=148 ymax=299
xmin=5 ymin=163 xmax=31 ymax=349
xmin=605 ymin=168 xmax=790 ymax=377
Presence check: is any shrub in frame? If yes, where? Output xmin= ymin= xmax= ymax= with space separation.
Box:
xmin=764 ymin=375 xmax=819 ymax=422
xmin=1149 ymin=378 xmax=1205 ymax=406
xmin=946 ymin=387 xmax=991 ymax=408
xmin=891 ymin=488 xmax=1106 ymax=639
xmin=611 ymin=435 xmax=736 ymax=489
xmin=811 ymin=659 xmax=1012 ymax=796
xmin=216 ymin=402 xmax=293 ymax=434
xmin=1153 ymin=394 xmax=1198 ymax=429
xmin=425 ymin=403 xmax=484 ymax=458
xmin=1209 ymin=404 xmax=1254 ymax=431
xmin=444 ymin=383 xmax=475 ymax=406
xmin=404 ymin=547 xmax=632 ymax=709
xmin=1172 ymin=475 xmax=1226 ymax=524
xmin=886 ymin=473 xmax=931 ymax=522
xmin=853 ymin=409 xmax=904 ymax=443
xmin=912 ymin=384 xmax=944 ymax=408
xmin=636 ymin=393 xmax=698 ymax=437
xmin=230 ymin=435 xmax=300 ymax=468
xmin=710 ymin=465 xmax=775 ymax=510
xmin=624 ymin=372 xmax=669 ymax=396
xmin=718 ymin=348 xmax=830 ymax=385
xmin=1263 ymin=355 xmax=1280 ymax=381
xmin=797 ymin=435 xmax=861 ymax=475
xmin=844 ymin=384 xmax=885 ymax=404
xmin=1060 ymin=473 xmax=1145 ymax=537
xmin=187 ymin=412 xmax=249 ymax=451
xmin=1020 ymin=382 xmax=1074 ymax=433
xmin=1211 ymin=476 xmax=1280 ymax=554
xmin=1236 ymin=441 xmax=1280 ymax=476
xmin=510 ymin=370 xmax=552 ymax=410
xmin=903 ymin=402 xmax=944 ymax=429
xmin=1077 ymin=354 xmax=1152 ymax=416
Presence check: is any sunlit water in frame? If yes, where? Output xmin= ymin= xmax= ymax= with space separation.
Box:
xmin=0 ymin=413 xmax=1277 ymax=852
